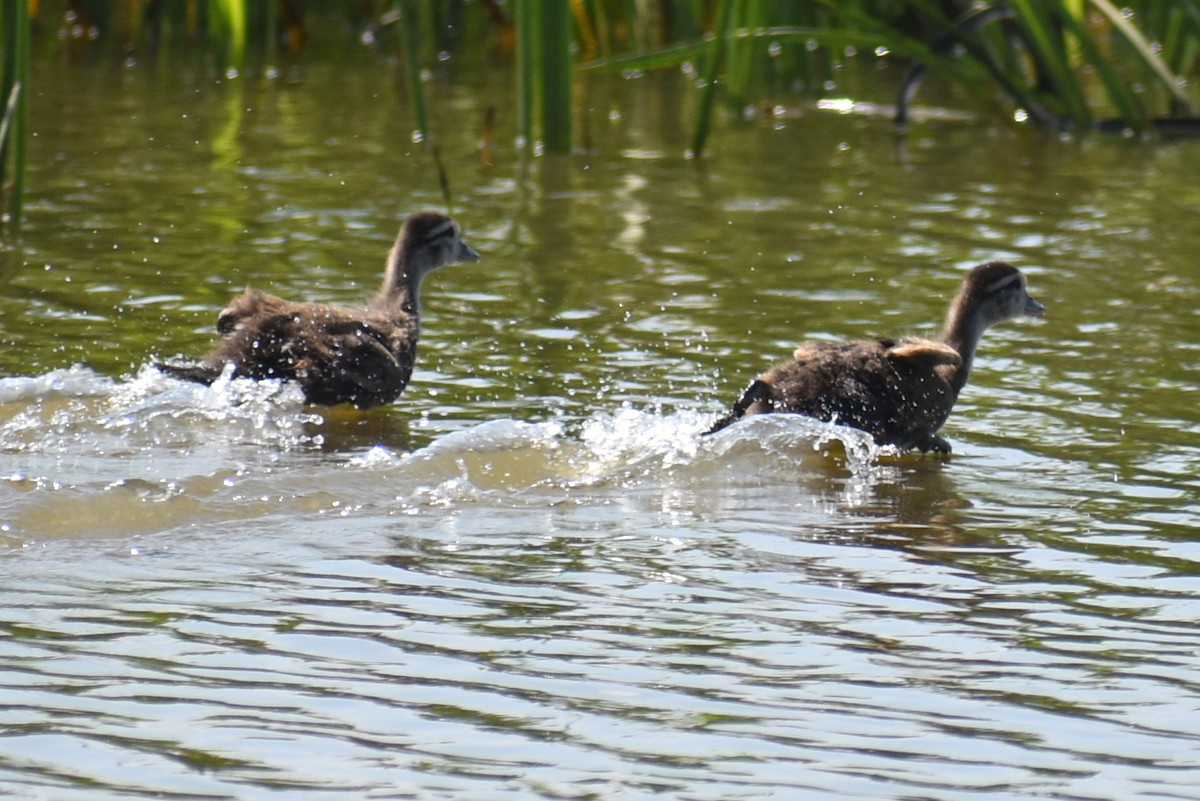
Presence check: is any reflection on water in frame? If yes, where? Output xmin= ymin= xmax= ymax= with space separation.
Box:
xmin=1 ymin=49 xmax=1199 ymax=801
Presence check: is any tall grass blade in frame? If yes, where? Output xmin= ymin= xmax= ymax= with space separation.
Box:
xmin=515 ymin=0 xmax=538 ymax=150
xmin=0 ymin=81 xmax=19 ymax=145
xmin=209 ymin=0 xmax=247 ymax=69
xmin=513 ymin=2 xmax=572 ymax=153
xmin=1 ymin=0 xmax=29 ymax=232
xmin=690 ymin=0 xmax=735 ymax=158
xmin=1048 ymin=0 xmax=1145 ymax=130
xmin=396 ymin=0 xmax=430 ymax=141
xmin=540 ymin=0 xmax=572 ymax=152
xmin=262 ymin=0 xmax=278 ymax=67
xmin=722 ymin=0 xmax=761 ymax=109
xmin=1010 ymin=0 xmax=1093 ymax=126
xmin=1089 ymin=0 xmax=1198 ymax=113
xmin=394 ymin=2 xmax=452 ymax=209
xmin=0 ymin=81 xmax=21 ymax=200
xmin=581 ymin=40 xmax=707 ymax=74
xmin=1182 ymin=0 xmax=1200 ymax=35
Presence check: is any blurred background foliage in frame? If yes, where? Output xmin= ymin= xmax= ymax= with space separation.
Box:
xmin=2 ymin=0 xmax=1199 ymax=231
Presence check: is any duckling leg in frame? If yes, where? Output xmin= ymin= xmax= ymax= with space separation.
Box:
xmin=704 ymin=378 xmax=774 ymax=435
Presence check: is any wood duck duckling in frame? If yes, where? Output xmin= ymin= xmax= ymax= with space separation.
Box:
xmin=705 ymin=261 xmax=1045 ymax=452
xmin=158 ymin=212 xmax=481 ymax=409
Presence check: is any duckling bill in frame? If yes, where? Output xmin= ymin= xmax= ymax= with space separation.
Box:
xmin=157 ymin=212 xmax=480 ymax=409
xmin=706 ymin=261 xmax=1044 ymax=453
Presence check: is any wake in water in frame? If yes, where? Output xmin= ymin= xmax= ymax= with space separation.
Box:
xmin=0 ymin=364 xmax=321 ymax=454
xmin=354 ymin=404 xmax=896 ymax=498
xmin=0 ymin=365 xmax=901 ymax=540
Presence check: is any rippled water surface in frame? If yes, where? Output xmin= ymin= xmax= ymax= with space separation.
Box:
xmin=2 ymin=45 xmax=1200 ymax=800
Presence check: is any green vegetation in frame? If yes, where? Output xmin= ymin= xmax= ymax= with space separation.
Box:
xmin=2 ymin=1 xmax=1199 ymax=231
xmin=0 ymin=0 xmax=28 ymax=232
xmin=515 ymin=1 xmax=573 ymax=153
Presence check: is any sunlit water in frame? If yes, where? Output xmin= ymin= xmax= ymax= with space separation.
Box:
xmin=2 ymin=40 xmax=1199 ymax=801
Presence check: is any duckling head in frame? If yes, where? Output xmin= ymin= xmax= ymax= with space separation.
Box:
xmin=396 ymin=212 xmax=481 ymax=277
xmin=939 ymin=261 xmax=1044 ymax=395
xmin=380 ymin=212 xmax=481 ymax=309
xmin=963 ymin=260 xmax=1045 ymax=329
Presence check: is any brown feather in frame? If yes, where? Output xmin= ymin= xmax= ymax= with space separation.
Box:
xmin=158 ymin=212 xmax=480 ymax=409
xmin=706 ymin=262 xmax=1043 ymax=453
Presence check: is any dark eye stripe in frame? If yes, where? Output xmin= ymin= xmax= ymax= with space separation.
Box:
xmin=984 ymin=272 xmax=1021 ymax=295
xmin=422 ymin=222 xmax=456 ymax=245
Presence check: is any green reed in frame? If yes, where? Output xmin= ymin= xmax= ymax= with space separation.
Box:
xmin=0 ymin=0 xmax=28 ymax=232
xmin=3 ymin=0 xmax=1199 ymax=234
xmin=208 ymin=0 xmax=247 ymax=68
xmin=395 ymin=0 xmax=430 ymax=140
xmin=690 ymin=0 xmax=734 ymax=158
xmin=515 ymin=1 xmax=573 ymax=152
xmin=583 ymin=0 xmax=1200 ymax=145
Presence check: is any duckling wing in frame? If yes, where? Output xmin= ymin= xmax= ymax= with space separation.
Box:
xmin=155 ymin=291 xmax=295 ymax=385
xmin=710 ymin=338 xmax=962 ymax=450
xmin=191 ymin=304 xmax=418 ymax=408
xmin=294 ymin=318 xmax=415 ymax=408
xmin=885 ymin=338 xmax=961 ymax=368
xmin=780 ymin=342 xmax=895 ymax=423
xmin=216 ymin=290 xmax=291 ymax=335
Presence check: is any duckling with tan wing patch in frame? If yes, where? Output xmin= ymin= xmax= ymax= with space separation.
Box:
xmin=706 ymin=261 xmax=1045 ymax=453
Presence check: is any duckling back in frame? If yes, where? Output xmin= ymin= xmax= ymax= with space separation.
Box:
xmin=156 ymin=212 xmax=481 ymax=409
xmin=208 ymin=303 xmax=418 ymax=408
xmin=712 ymin=338 xmax=959 ymax=450
xmin=706 ymin=261 xmax=1043 ymax=453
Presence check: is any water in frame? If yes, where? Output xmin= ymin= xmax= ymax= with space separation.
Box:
xmin=2 ymin=45 xmax=1200 ymax=800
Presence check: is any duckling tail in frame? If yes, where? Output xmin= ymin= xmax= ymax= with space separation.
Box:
xmin=703 ymin=378 xmax=774 ymax=436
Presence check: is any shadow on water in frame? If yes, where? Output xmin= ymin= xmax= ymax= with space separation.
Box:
xmin=302 ymin=404 xmax=416 ymax=452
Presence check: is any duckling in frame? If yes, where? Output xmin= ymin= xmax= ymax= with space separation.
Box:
xmin=157 ymin=212 xmax=481 ymax=408
xmin=705 ymin=261 xmax=1044 ymax=452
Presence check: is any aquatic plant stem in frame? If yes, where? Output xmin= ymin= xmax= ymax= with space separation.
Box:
xmin=515 ymin=0 xmax=537 ymax=150
xmin=1 ymin=0 xmax=28 ymax=232
xmin=1089 ymin=0 xmax=1198 ymax=114
xmin=396 ymin=0 xmax=430 ymax=141
xmin=690 ymin=0 xmax=735 ymax=158
xmin=209 ymin=0 xmax=247 ymax=70
xmin=540 ymin=0 xmax=572 ymax=152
